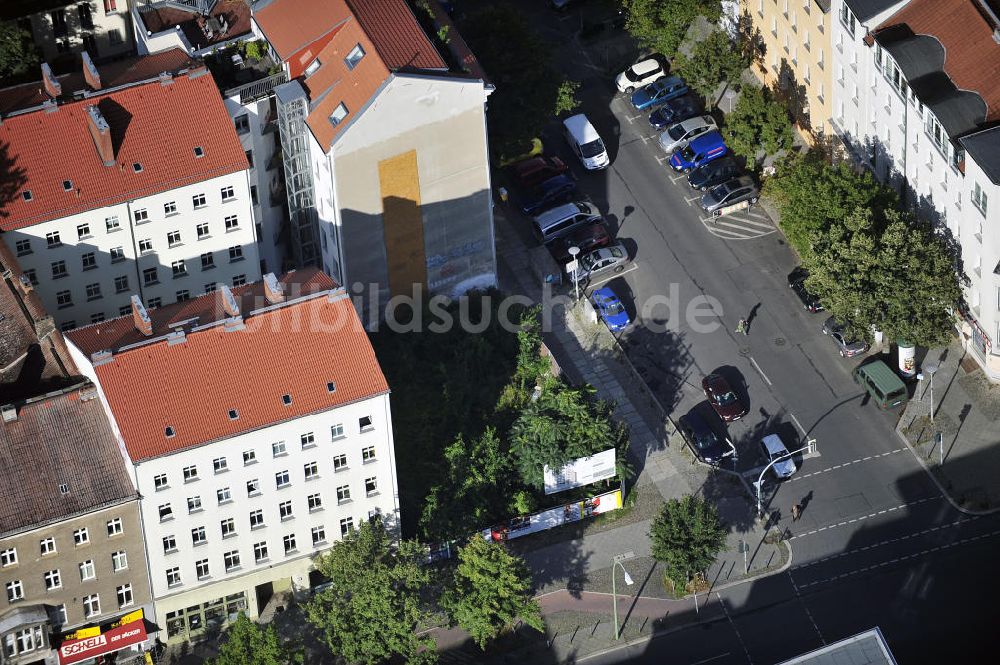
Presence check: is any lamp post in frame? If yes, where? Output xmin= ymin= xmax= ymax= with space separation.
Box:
xmin=567 ymin=246 xmax=581 ymax=302
xmin=755 ymin=441 xmax=815 ymax=518
xmin=611 ymin=551 xmax=635 ymax=639
xmin=923 ymin=361 xmax=939 ymax=425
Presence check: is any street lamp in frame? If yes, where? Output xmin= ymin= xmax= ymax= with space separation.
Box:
xmin=567 ymin=246 xmax=581 ymax=302
xmin=755 ymin=441 xmax=815 ymax=518
xmin=922 ymin=361 xmax=939 ymax=425
xmin=611 ymin=551 xmax=635 ymax=639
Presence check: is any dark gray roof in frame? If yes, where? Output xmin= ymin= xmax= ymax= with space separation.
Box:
xmin=881 ymin=31 xmax=943 ymax=81
xmin=844 ymin=0 xmax=906 ymax=22
xmin=814 ymin=0 xmax=831 ymax=13
xmin=0 ymin=385 xmax=136 ymax=537
xmin=961 ymin=126 xmax=1000 ymax=185
xmin=777 ymin=628 xmax=898 ymax=664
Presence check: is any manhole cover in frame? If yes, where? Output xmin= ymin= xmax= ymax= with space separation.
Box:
xmin=774 ymin=338 xmax=786 ymax=346
xmin=738 ymin=347 xmax=752 ymax=357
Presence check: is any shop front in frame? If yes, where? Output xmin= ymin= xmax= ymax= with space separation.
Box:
xmin=56 ymin=610 xmax=149 ymax=665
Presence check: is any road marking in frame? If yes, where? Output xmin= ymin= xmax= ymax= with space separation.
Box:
xmin=668 ymin=173 xmax=687 ymax=183
xmin=788 ymin=496 xmax=942 ymax=540
xmin=584 ymin=263 xmax=640 ymax=289
xmin=684 ymin=195 xmax=701 ymax=203
xmin=749 ymin=356 xmax=772 ymax=386
xmin=790 ymin=414 xmax=807 ymax=437
xmin=690 ymin=654 xmax=733 ymax=665
xmin=795 ymin=527 xmax=1000 ymax=589
xmin=656 ymin=155 xmax=670 ymax=164
xmin=790 ymin=447 xmax=906 ymax=481
xmin=716 ymin=593 xmax=754 ymax=665
xmin=786 ymin=573 xmax=825 ymax=645
xmin=792 ymin=517 xmax=980 ymax=569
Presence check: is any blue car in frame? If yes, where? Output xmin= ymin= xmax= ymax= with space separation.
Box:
xmin=519 ymin=174 xmax=577 ymax=215
xmin=590 ymin=287 xmax=631 ymax=331
xmin=669 ymin=131 xmax=727 ymax=172
xmin=648 ymin=94 xmax=702 ymax=130
xmin=630 ymin=76 xmax=688 ymax=110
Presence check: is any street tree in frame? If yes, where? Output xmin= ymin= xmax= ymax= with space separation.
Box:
xmin=649 ymin=496 xmax=727 ymax=591
xmin=0 ymin=21 xmax=38 ymax=83
xmin=623 ymin=0 xmax=722 ymax=57
xmin=763 ymin=151 xmax=899 ymax=259
xmin=305 ymin=520 xmax=436 ymax=665
xmin=673 ymin=29 xmax=749 ymax=106
xmin=807 ymin=207 xmax=962 ymax=347
xmin=209 ymin=613 xmax=302 ymax=665
xmin=721 ymin=85 xmax=793 ymax=170
xmin=441 ymin=537 xmax=544 ymax=648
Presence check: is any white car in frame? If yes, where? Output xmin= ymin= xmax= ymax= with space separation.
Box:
xmin=614 ymin=57 xmax=667 ymax=94
xmin=658 ymin=115 xmax=718 ymax=153
xmin=760 ymin=434 xmax=797 ymax=479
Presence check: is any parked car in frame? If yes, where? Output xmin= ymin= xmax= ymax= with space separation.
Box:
xmin=615 ymin=56 xmax=667 ymax=94
xmin=533 ymin=202 xmax=603 ymax=245
xmin=519 ymin=174 xmax=577 ymax=215
xmin=630 ymin=76 xmax=688 ymax=110
xmin=509 ymin=155 xmax=569 ymax=189
xmin=648 ymin=94 xmax=702 ymax=130
xmin=563 ymin=114 xmax=610 ymax=170
xmin=550 ymin=221 xmax=612 ymax=263
xmin=822 ymin=316 xmax=869 ymax=358
xmin=669 ymin=131 xmax=727 ymax=172
xmin=760 ymin=434 xmax=796 ymax=479
xmin=576 ymin=244 xmax=629 ymax=281
xmin=701 ymin=373 xmax=747 ymax=422
xmin=700 ymin=175 xmax=759 ymax=214
xmin=658 ymin=115 xmax=718 ymax=154
xmin=678 ymin=409 xmax=730 ymax=465
xmin=590 ymin=286 xmax=631 ymax=331
xmin=787 ymin=267 xmax=824 ymax=313
xmin=687 ymin=155 xmax=743 ymax=191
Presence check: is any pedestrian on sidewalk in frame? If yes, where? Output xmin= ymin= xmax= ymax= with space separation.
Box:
xmin=791 ymin=503 xmax=801 ymax=521
xmin=735 ymin=318 xmax=749 ymax=335
xmin=498 ymin=186 xmax=509 ymax=205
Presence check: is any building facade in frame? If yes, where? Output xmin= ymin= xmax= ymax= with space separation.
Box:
xmin=0 ymin=61 xmax=261 ymax=331
xmin=4 ymin=0 xmax=135 ymax=67
xmin=65 ymin=269 xmax=401 ymax=644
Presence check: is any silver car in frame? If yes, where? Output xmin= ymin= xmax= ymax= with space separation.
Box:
xmin=700 ymin=176 xmax=759 ymax=214
xmin=658 ymin=115 xmax=718 ymax=154
xmin=576 ymin=244 xmax=629 ymax=281
xmin=822 ymin=317 xmax=869 ymax=358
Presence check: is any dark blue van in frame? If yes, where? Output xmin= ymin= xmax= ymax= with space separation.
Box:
xmin=669 ymin=131 xmax=727 ymax=172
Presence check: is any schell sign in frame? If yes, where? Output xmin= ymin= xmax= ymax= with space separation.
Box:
xmin=59 ymin=620 xmax=148 ymax=664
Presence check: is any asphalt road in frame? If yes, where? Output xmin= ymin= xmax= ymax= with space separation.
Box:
xmin=478 ymin=0 xmax=1000 ymax=662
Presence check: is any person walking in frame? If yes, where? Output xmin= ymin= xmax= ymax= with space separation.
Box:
xmin=791 ymin=504 xmax=801 ymax=521
xmin=735 ymin=318 xmax=748 ymax=335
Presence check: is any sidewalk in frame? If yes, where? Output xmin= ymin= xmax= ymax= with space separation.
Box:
xmin=898 ymin=339 xmax=1000 ymax=513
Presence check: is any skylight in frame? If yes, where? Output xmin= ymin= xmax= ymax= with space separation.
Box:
xmin=327 ymin=381 xmax=336 ymax=393
xmin=63 ymin=180 xmax=73 ymax=191
xmin=193 ymin=146 xmax=204 ymax=158
xmin=165 ymin=426 xmax=175 ymax=437
xmin=228 ymin=409 xmax=239 ymax=420
xmin=132 ymin=163 xmax=143 ymax=173
xmin=282 ymin=394 xmax=292 ymax=405
xmin=22 ymin=191 xmax=32 ymax=202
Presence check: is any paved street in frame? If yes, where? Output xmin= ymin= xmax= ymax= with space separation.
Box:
xmin=473 ymin=0 xmax=1000 ymax=662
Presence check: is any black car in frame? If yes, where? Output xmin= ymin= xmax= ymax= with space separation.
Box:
xmin=677 ymin=408 xmax=730 ymax=465
xmin=519 ymin=174 xmax=577 ymax=215
xmin=787 ymin=266 xmax=824 ymax=313
xmin=648 ymin=94 xmax=703 ymax=131
xmin=687 ymin=155 xmax=743 ymax=191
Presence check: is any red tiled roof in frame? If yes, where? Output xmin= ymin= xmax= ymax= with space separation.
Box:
xmin=878 ymin=0 xmax=1000 ymax=121
xmin=0 ymin=386 xmax=136 ymax=537
xmin=68 ymin=268 xmax=335 ymax=356
xmin=345 ymin=0 xmax=445 ymax=71
xmin=254 ymin=0 xmax=353 ymax=61
xmin=0 ymin=69 xmax=248 ymax=231
xmin=67 ymin=273 xmax=389 ymax=462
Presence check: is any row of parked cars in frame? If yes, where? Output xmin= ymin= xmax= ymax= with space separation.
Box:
xmin=787 ymin=267 xmax=870 ymax=358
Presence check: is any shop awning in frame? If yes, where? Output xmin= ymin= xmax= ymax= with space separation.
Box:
xmin=58 ymin=620 xmax=148 ymax=665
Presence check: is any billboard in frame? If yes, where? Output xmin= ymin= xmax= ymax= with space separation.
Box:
xmin=483 ymin=489 xmax=623 ymax=542
xmin=543 ymin=448 xmax=617 ymax=495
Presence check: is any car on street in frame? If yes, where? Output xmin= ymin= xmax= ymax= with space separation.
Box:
xmin=615 ymin=56 xmax=667 ymax=93
xmin=760 ymin=434 xmax=796 ymax=479
xmin=700 ymin=175 xmax=759 ymax=214
xmin=658 ymin=115 xmax=718 ymax=154
xmin=678 ymin=408 xmax=730 ymax=465
xmin=509 ymin=155 xmax=569 ymax=189
xmin=822 ymin=316 xmax=869 ymax=357
xmin=701 ymin=373 xmax=748 ymax=422
xmin=687 ymin=155 xmax=743 ymax=191
xmin=533 ymin=202 xmax=603 ymax=244
xmin=648 ymin=94 xmax=702 ymax=130
xmin=590 ymin=286 xmax=631 ymax=331
xmin=550 ymin=221 xmax=612 ymax=263
xmin=563 ymin=114 xmax=610 ymax=170
xmin=630 ymin=76 xmax=688 ymax=110
xmin=669 ymin=131 xmax=727 ymax=172
xmin=576 ymin=244 xmax=629 ymax=281
xmin=519 ymin=174 xmax=577 ymax=215
xmin=787 ymin=267 xmax=824 ymax=313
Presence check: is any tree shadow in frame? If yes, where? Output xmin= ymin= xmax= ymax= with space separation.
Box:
xmin=0 ymin=140 xmax=28 ymax=219
xmin=773 ymin=58 xmax=811 ymax=136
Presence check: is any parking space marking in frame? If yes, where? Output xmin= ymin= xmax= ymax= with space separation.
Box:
xmin=793 ymin=526 xmax=1000 ymax=590
xmin=790 ymin=414 xmax=807 ymax=437
xmin=656 ymin=156 xmax=671 ymax=165
xmin=684 ymin=195 xmax=702 ymax=203
xmin=790 ymin=447 xmax=906 ymax=481
xmin=749 ymin=356 xmax=772 ymax=386
xmin=788 ymin=496 xmax=942 ymax=540
xmin=786 ymin=573 xmax=825 ymax=645
xmin=584 ymin=263 xmax=640 ymax=290
xmin=668 ymin=173 xmax=686 ymax=182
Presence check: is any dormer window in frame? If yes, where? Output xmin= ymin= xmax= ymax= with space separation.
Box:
xmin=329 ymin=103 xmax=348 ymax=127
xmin=63 ymin=180 xmax=73 ymax=191
xmin=304 ymin=58 xmax=321 ymax=77
xmin=193 ymin=146 xmax=204 ymax=158
xmin=228 ymin=409 xmax=239 ymax=420
xmin=345 ymin=44 xmax=365 ymax=70
xmin=132 ymin=162 xmax=143 ymax=173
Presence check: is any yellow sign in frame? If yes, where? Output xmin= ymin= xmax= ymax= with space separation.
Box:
xmin=71 ymin=626 xmax=100 ymax=640
xmin=113 ymin=608 xmax=144 ymax=628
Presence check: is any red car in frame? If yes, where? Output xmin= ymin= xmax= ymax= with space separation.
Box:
xmin=510 ymin=156 xmax=570 ymax=189
xmin=550 ymin=222 xmax=612 ymax=263
xmin=701 ymin=373 xmax=747 ymax=422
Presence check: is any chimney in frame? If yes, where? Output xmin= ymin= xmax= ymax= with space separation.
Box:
xmin=218 ymin=284 xmax=241 ymax=317
xmin=263 ymin=273 xmax=285 ymax=304
xmin=82 ymin=51 xmax=102 ymax=90
xmin=1 ymin=404 xmax=16 ymax=423
xmin=131 ymin=295 xmax=153 ymax=336
xmin=85 ymin=105 xmax=115 ymax=167
xmin=41 ymin=63 xmax=61 ymax=99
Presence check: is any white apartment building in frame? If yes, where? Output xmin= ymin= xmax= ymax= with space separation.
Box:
xmin=64 ymin=269 xmax=400 ymax=644
xmin=831 ymin=0 xmax=1000 ymax=378
xmin=0 ymin=62 xmax=261 ymax=331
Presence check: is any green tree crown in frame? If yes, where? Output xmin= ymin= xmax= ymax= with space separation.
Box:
xmin=649 ymin=496 xmax=727 ymax=590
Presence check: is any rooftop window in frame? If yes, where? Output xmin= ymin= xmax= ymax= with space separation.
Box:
xmin=63 ymin=180 xmax=73 ymax=191
xmin=132 ymin=163 xmax=143 ymax=173
xmin=228 ymin=409 xmax=239 ymax=420
xmin=22 ymin=190 xmax=32 ymax=202
xmin=330 ymin=103 xmax=348 ymax=127
xmin=194 ymin=146 xmax=204 ymax=158
xmin=345 ymin=44 xmax=365 ymax=70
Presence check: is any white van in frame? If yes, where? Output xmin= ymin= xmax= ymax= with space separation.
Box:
xmin=532 ymin=202 xmax=602 ymax=244
xmin=563 ymin=114 xmax=610 ymax=170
